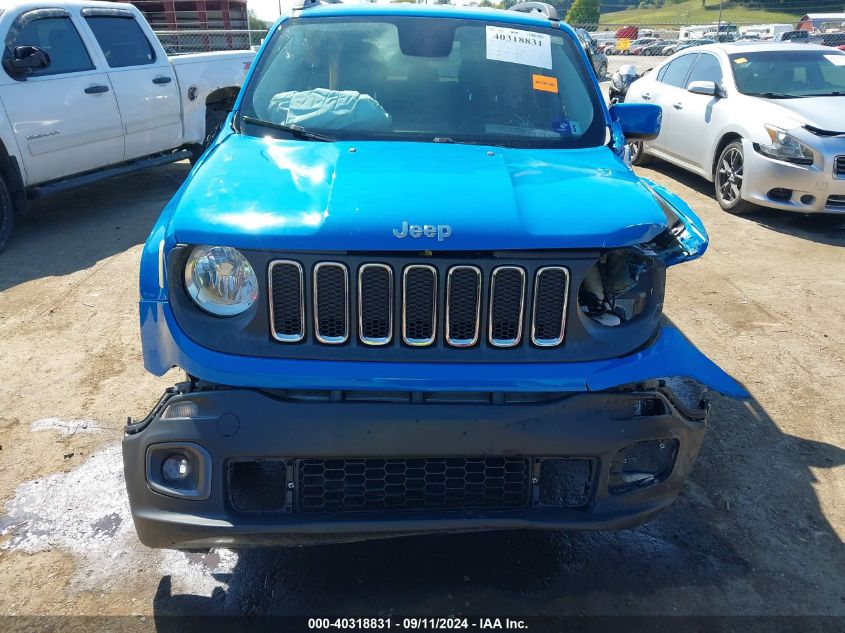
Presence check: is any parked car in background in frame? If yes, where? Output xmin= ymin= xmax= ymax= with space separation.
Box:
xmin=625 ymin=43 xmax=845 ymax=215
xmin=625 ymin=37 xmax=659 ymax=54
xmin=777 ymin=30 xmax=809 ymax=42
xmin=663 ymin=39 xmax=715 ymax=55
xmin=640 ymin=40 xmax=676 ymax=55
xmin=821 ymin=32 xmax=845 ymax=47
xmin=575 ymin=28 xmax=609 ymax=78
xmin=0 ymin=0 xmax=255 ymax=252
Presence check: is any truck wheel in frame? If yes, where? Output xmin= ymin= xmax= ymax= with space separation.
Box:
xmin=715 ymin=141 xmax=756 ymax=215
xmin=189 ymin=102 xmax=231 ymax=165
xmin=629 ymin=140 xmax=651 ymax=166
xmin=0 ymin=175 xmax=14 ymax=254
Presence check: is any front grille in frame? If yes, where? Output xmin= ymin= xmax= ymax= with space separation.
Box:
xmin=313 ymin=263 xmax=348 ymax=344
xmin=834 ymin=155 xmax=845 ymax=178
xmin=403 ymin=265 xmax=437 ymax=345
xmin=298 ymin=457 xmax=530 ymax=513
xmin=489 ymin=267 xmax=526 ymax=347
xmin=269 ymin=258 xmax=571 ymax=350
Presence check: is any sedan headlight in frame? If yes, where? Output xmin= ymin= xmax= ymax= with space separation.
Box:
xmin=755 ymin=125 xmax=814 ymax=165
xmin=184 ymin=245 xmax=258 ymax=316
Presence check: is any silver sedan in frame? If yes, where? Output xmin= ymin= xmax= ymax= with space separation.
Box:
xmin=625 ymin=42 xmax=845 ymax=214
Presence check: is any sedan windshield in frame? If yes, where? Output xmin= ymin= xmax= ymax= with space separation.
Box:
xmin=240 ymin=15 xmax=605 ymax=148
xmin=730 ymin=49 xmax=845 ymax=97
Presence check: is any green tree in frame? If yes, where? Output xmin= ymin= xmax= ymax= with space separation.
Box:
xmin=565 ymin=0 xmax=599 ymax=26
xmin=247 ymin=9 xmax=269 ymax=32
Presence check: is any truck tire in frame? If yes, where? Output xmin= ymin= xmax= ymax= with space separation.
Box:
xmin=0 ymin=174 xmax=14 ymax=254
xmin=714 ymin=141 xmax=756 ymax=215
xmin=190 ymin=98 xmax=233 ymax=165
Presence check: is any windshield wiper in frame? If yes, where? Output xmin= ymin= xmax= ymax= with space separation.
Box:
xmin=241 ymin=116 xmax=335 ymax=142
xmin=747 ymin=91 xmax=801 ymax=99
xmin=795 ymin=91 xmax=845 ymax=97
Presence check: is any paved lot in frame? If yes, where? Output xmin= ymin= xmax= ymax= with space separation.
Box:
xmin=0 ymin=144 xmax=843 ymax=620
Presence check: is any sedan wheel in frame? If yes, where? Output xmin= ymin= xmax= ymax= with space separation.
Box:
xmin=628 ymin=140 xmax=651 ymax=166
xmin=715 ymin=141 xmax=755 ymax=214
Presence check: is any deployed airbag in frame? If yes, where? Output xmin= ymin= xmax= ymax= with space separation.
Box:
xmin=267 ymin=88 xmax=392 ymax=131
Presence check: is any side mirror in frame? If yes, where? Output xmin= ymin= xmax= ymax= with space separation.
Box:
xmin=688 ymin=80 xmax=719 ymax=96
xmin=5 ymin=46 xmax=51 ymax=77
xmin=609 ymin=102 xmax=662 ymax=141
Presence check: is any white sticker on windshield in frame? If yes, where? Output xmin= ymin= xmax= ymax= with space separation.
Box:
xmin=824 ymin=54 xmax=845 ymax=66
xmin=486 ymin=26 xmax=552 ymax=69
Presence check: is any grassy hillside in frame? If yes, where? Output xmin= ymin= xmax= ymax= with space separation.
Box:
xmin=599 ymin=1 xmax=802 ymax=27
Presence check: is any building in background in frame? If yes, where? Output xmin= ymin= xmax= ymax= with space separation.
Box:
xmin=108 ymin=0 xmax=253 ymax=53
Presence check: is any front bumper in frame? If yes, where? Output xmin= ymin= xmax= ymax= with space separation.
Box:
xmin=123 ymin=384 xmax=708 ymax=549
xmin=742 ymin=138 xmax=845 ymax=213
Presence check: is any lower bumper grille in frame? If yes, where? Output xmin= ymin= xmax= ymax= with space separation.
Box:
xmin=227 ymin=455 xmax=599 ymax=514
xmin=826 ymin=195 xmax=845 ymax=210
xmin=299 ymin=457 xmax=530 ymax=513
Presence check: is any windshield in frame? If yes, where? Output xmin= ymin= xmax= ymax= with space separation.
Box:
xmin=240 ymin=16 xmax=605 ymax=148
xmin=730 ymin=50 xmax=845 ymax=97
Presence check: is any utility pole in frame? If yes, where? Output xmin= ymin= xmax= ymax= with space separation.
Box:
xmin=717 ymin=0 xmax=723 ymax=41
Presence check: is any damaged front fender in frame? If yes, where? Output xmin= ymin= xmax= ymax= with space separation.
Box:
xmin=640 ymin=178 xmax=709 ymax=266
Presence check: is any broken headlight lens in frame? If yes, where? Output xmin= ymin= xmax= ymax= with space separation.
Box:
xmin=184 ymin=245 xmax=258 ymax=316
xmin=578 ymin=249 xmax=654 ymax=327
xmin=755 ymin=125 xmax=814 ymax=165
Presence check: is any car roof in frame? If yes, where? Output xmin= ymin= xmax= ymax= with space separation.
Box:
xmin=693 ymin=41 xmax=841 ymax=54
xmin=294 ymin=3 xmax=575 ymax=34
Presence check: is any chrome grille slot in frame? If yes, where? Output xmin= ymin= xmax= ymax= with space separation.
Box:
xmin=531 ymin=266 xmax=570 ymax=347
xmin=403 ymin=265 xmax=437 ymax=346
xmin=268 ymin=256 xmax=574 ymax=352
xmin=313 ymin=262 xmax=349 ymax=344
xmin=835 ymin=155 xmax=845 ymax=178
xmin=269 ymin=260 xmax=305 ymax=343
xmin=446 ymin=266 xmax=481 ymax=347
xmin=489 ymin=266 xmax=526 ymax=347
xmin=358 ymin=264 xmax=393 ymax=345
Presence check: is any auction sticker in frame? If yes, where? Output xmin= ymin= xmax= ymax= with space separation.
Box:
xmin=533 ymin=74 xmax=558 ymax=93
xmin=486 ymin=26 xmax=552 ymax=69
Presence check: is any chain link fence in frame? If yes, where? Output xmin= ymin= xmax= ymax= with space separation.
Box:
xmin=153 ymin=29 xmax=268 ymax=54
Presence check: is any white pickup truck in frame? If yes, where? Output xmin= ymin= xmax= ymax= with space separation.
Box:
xmin=0 ymin=0 xmax=256 ymax=251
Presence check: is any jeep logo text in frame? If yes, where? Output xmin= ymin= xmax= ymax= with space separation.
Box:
xmin=392 ymin=221 xmax=452 ymax=241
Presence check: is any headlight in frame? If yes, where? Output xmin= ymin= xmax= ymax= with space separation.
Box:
xmin=755 ymin=125 xmax=814 ymax=165
xmin=184 ymin=245 xmax=258 ymax=316
xmin=578 ymin=249 xmax=655 ymax=327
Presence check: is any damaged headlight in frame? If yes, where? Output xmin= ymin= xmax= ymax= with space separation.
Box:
xmin=579 ymin=249 xmax=656 ymax=327
xmin=184 ymin=245 xmax=258 ymax=316
xmin=755 ymin=125 xmax=814 ymax=165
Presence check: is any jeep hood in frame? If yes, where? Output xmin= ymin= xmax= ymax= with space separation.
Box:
xmin=169 ymin=133 xmax=674 ymax=251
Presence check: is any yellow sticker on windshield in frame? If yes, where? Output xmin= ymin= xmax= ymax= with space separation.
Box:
xmin=533 ymin=74 xmax=559 ymax=93
xmin=733 ymin=57 xmax=748 ymax=64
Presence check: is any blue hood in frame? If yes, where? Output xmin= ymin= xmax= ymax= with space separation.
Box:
xmin=169 ymin=133 xmax=670 ymax=251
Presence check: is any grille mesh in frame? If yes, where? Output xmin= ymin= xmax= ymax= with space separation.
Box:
xmin=532 ymin=267 xmax=569 ymax=345
xmin=314 ymin=264 xmax=348 ymax=343
xmin=298 ymin=457 xmax=530 ymax=513
xmin=490 ymin=267 xmax=525 ymax=346
xmin=835 ymin=156 xmax=844 ymax=177
xmin=447 ymin=267 xmax=481 ymax=346
xmin=270 ymin=262 xmax=304 ymax=341
xmin=269 ymin=260 xmax=571 ymax=349
xmin=403 ymin=266 xmax=437 ymax=345
xmin=359 ymin=265 xmax=392 ymax=344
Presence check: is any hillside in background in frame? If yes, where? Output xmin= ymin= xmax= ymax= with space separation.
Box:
xmin=598 ymin=0 xmax=802 ymax=27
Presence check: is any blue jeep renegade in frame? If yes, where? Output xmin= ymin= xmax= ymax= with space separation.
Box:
xmin=124 ymin=1 xmax=747 ymax=549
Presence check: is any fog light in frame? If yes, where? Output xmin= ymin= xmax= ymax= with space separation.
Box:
xmin=800 ymin=194 xmax=815 ymax=205
xmin=609 ymin=438 xmax=679 ymax=495
xmin=162 ymin=454 xmax=191 ymax=482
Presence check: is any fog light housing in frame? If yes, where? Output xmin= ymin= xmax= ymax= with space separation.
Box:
xmin=609 ymin=438 xmax=679 ymax=495
xmin=145 ymin=443 xmax=211 ymax=500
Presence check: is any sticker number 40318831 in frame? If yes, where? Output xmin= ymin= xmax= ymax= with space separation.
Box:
xmin=486 ymin=25 xmax=552 ymax=70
